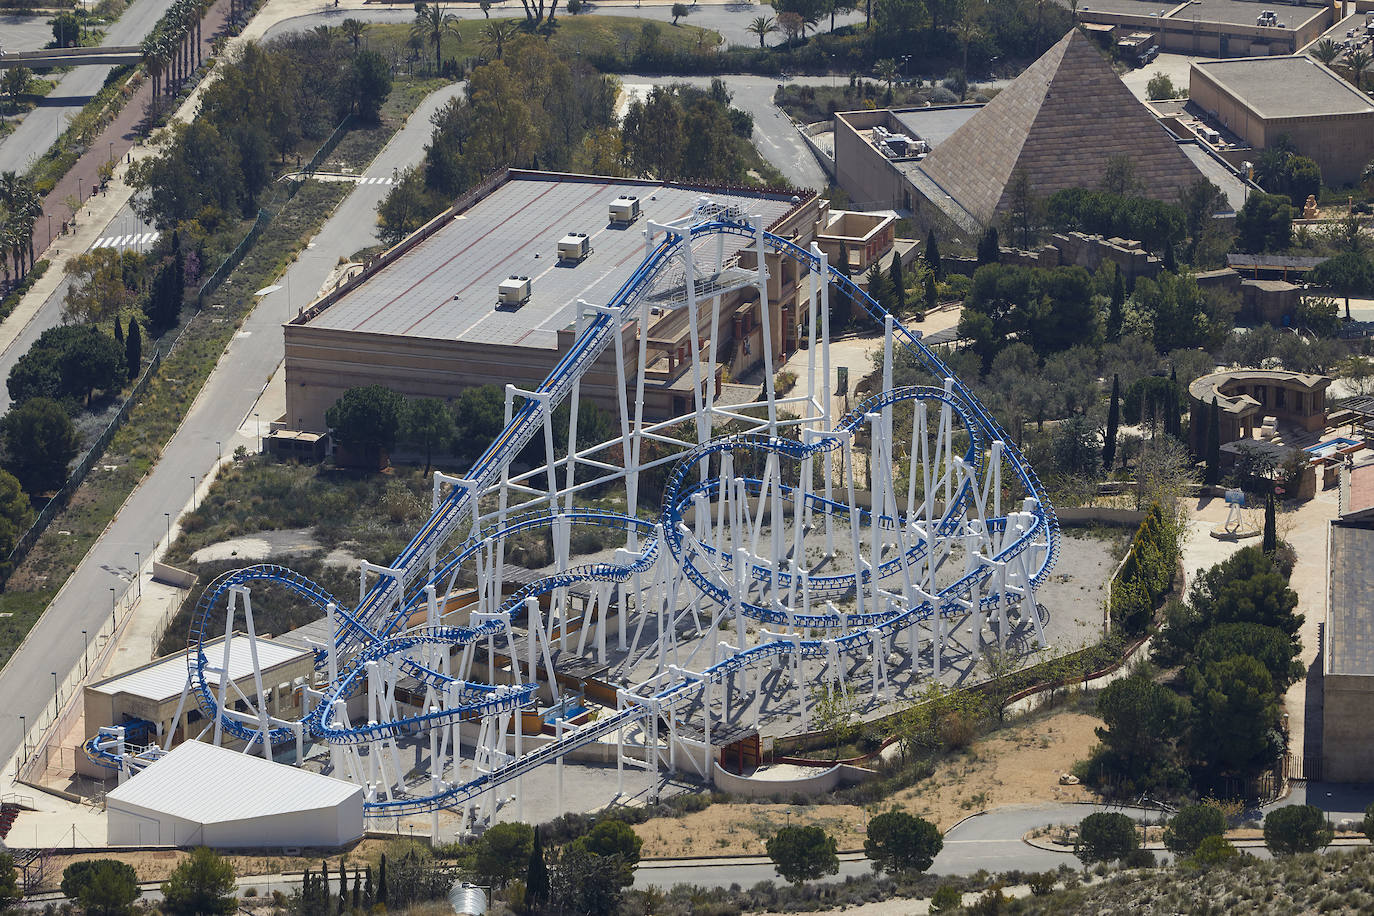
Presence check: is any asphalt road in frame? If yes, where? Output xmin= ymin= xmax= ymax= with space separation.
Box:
xmin=0 ymin=0 xmax=181 ymax=174
xmin=0 ymin=81 xmax=465 ymax=776
xmin=262 ymin=2 xmax=867 ymax=51
xmin=618 ymin=73 xmax=834 ymax=189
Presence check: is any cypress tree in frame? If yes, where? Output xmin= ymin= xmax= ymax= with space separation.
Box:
xmin=925 ymin=228 xmax=942 ymax=279
xmin=125 ymin=319 xmax=141 ymax=381
xmin=338 ymin=861 xmax=346 ymax=903
xmin=1162 ymin=240 xmax=1177 ymax=272
xmin=113 ymin=315 xmax=123 ymax=346
xmin=321 ymin=861 xmax=329 ymax=910
xmin=352 ymin=869 xmax=360 ymax=910
xmin=833 ymin=243 xmax=853 ymax=328
xmin=976 ymin=225 xmax=999 ymax=266
xmin=889 ymin=251 xmax=905 ymax=314
xmin=1204 ymin=396 xmax=1221 ymax=486
xmin=923 ymin=272 xmax=936 ymax=317
xmin=1108 ymin=265 xmax=1125 ymax=341
xmin=865 ymin=260 xmax=890 ymax=316
xmin=171 ymin=230 xmax=185 ymax=307
xmin=363 ymin=866 xmax=373 ymax=908
xmin=1263 ymin=489 xmax=1277 ymax=553
xmin=526 ymin=826 xmax=549 ymax=910
xmin=377 ymin=854 xmax=387 ymax=905
xmin=1103 ymin=373 xmax=1120 ymax=471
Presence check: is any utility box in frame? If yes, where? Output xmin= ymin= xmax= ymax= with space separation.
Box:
xmin=609 ymin=196 xmax=641 ymax=226
xmin=498 ymin=275 xmax=531 ymax=307
xmin=558 ymin=232 xmax=591 ymax=263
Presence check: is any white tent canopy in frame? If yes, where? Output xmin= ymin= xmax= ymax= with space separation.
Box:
xmin=106 ymin=741 xmax=363 ymax=848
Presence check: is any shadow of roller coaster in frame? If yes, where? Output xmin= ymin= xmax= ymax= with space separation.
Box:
xmin=86 ymin=212 xmax=1060 ymax=822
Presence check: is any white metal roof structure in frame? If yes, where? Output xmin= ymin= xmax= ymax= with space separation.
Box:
xmin=106 ymin=741 xmax=363 ymax=847
xmin=88 ymin=634 xmax=310 ymax=704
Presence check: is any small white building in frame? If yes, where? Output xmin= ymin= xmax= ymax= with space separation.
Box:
xmin=106 ymin=741 xmax=363 ymax=847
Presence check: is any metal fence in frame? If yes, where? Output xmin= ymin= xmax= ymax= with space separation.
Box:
xmin=195 ymin=114 xmax=351 ymax=308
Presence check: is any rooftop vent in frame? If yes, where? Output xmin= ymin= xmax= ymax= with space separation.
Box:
xmin=558 ymin=232 xmax=591 ymax=263
xmin=497 ymin=275 xmax=531 ymax=307
xmin=610 ymin=196 xmax=641 ymax=226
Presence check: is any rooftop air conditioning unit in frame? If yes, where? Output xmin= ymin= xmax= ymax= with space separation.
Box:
xmin=498 ymin=275 xmax=531 ymax=307
xmin=558 ymin=232 xmax=591 ymax=263
xmin=609 ymin=196 xmax=641 ymax=226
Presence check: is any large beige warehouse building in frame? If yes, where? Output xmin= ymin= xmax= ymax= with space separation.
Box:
xmin=281 ymin=170 xmax=894 ymax=434
xmin=1190 ymin=56 xmax=1374 ymax=187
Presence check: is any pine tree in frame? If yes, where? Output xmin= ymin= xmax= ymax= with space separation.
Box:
xmin=924 ymin=228 xmax=942 ymax=279
xmin=1108 ymin=265 xmax=1125 ymax=341
xmin=113 ymin=315 xmax=123 ymax=346
xmin=1104 ymin=374 xmax=1120 ymax=471
xmin=125 ymin=319 xmax=142 ymax=381
xmin=889 ymin=251 xmax=905 ymax=314
xmin=1204 ymin=396 xmax=1221 ymax=486
xmin=1263 ymin=490 xmax=1277 ymax=553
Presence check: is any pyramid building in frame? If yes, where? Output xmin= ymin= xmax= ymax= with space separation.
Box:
xmin=911 ymin=29 xmax=1211 ymax=230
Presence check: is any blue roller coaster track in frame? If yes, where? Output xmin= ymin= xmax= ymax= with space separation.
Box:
xmin=87 ymin=217 xmax=1061 ymax=816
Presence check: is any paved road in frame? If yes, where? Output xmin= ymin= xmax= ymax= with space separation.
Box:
xmin=262 ymin=2 xmax=867 ymax=51
xmin=0 ymin=199 xmax=159 ymax=416
xmin=619 ymin=73 xmax=834 ymax=189
xmin=0 ymin=0 xmax=180 ymax=174
xmin=0 ymin=81 xmax=465 ymax=776
xmin=632 ymin=803 xmax=1170 ymax=890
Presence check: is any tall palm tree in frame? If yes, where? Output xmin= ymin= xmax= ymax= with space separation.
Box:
xmin=874 ymin=58 xmax=898 ymax=91
xmin=1312 ymin=37 xmax=1340 ymax=66
xmin=1345 ymin=47 xmax=1372 ymax=91
xmin=413 ymin=2 xmax=461 ymax=75
xmin=480 ymin=21 xmax=516 ymax=60
xmin=747 ymin=15 xmax=777 ymax=49
xmin=341 ymin=18 xmax=367 ymax=50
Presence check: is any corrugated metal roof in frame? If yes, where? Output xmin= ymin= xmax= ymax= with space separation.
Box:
xmin=106 ymin=741 xmax=361 ymax=822
xmin=306 ymin=175 xmax=796 ymax=346
xmin=89 ymin=634 xmax=311 ymax=704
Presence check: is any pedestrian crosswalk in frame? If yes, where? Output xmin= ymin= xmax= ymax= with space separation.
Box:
xmin=91 ymin=231 xmax=161 ymax=252
xmin=358 ymin=175 xmax=394 ymax=185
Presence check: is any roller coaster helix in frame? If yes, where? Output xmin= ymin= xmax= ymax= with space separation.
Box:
xmin=85 ymin=205 xmax=1060 ymax=832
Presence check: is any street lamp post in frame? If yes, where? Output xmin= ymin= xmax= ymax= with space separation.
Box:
xmin=18 ymin=715 xmax=25 ymax=765
xmin=255 ymin=412 xmax=261 ymax=451
xmin=51 ymin=672 xmax=58 ymax=717
xmin=134 ymin=551 xmax=141 ymax=597
xmin=109 ymin=587 xmax=116 ymax=627
xmin=47 ymin=214 xmax=52 ymax=247
xmin=165 ymin=512 xmax=171 ymax=545
xmin=82 ymin=630 xmax=88 ymax=677
xmin=217 ymin=440 xmax=222 ymax=464
xmin=77 ymin=177 xmax=83 ymax=202
xmin=191 ymin=476 xmax=197 ymax=510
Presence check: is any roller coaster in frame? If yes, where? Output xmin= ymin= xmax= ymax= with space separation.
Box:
xmin=86 ymin=201 xmax=1060 ymax=833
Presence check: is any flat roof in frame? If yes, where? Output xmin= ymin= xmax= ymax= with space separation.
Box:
xmin=89 ymin=634 xmax=311 ymax=704
xmin=1341 ymin=461 xmax=1374 ymax=520
xmin=891 ymin=105 xmax=981 ymax=148
xmin=304 ymin=174 xmax=798 ymax=347
xmin=1193 ymin=56 xmax=1374 ymax=119
xmin=107 ymin=741 xmax=361 ymax=822
xmin=1329 ymin=523 xmax=1374 ymax=676
xmin=1080 ymin=0 xmax=1325 ymax=28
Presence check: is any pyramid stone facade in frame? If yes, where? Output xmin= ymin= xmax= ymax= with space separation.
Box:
xmin=915 ymin=30 xmax=1209 ymax=228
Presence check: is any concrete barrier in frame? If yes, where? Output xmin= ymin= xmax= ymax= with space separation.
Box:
xmin=151 ymin=561 xmax=197 ymax=589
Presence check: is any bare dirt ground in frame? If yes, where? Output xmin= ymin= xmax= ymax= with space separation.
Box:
xmin=38 ymin=836 xmax=410 ymax=890
xmin=634 ymin=709 xmax=1100 ymax=857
